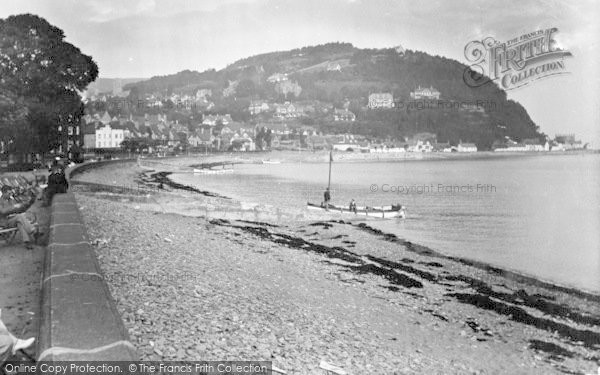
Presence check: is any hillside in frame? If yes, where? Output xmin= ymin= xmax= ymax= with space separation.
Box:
xmin=122 ymin=42 xmax=543 ymax=149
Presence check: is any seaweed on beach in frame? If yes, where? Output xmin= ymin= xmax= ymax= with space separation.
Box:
xmin=447 ymin=293 xmax=600 ymax=350
xmin=365 ymin=255 xmax=438 ymax=282
xmin=150 ymin=171 xmax=230 ymax=199
xmin=349 ymin=222 xmax=600 ymax=304
xmin=422 ymin=261 xmax=444 ymax=268
xmin=211 ymin=220 xmax=426 ymax=290
xmin=529 ymin=339 xmax=576 ymax=361
xmin=309 ymin=222 xmax=333 ymax=229
xmin=237 ymin=220 xmax=279 ymax=228
xmin=349 ymin=264 xmax=423 ymax=288
xmin=445 ymin=274 xmax=600 ymax=327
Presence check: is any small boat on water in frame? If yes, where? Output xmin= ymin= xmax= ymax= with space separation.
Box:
xmin=193 ymin=168 xmax=234 ymax=175
xmin=262 ymin=160 xmax=281 ymax=164
xmin=308 ymin=150 xmax=407 ymax=219
xmin=307 ymin=202 xmax=406 ymax=218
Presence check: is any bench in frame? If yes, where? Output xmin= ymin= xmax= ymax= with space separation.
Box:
xmin=0 ymin=213 xmax=39 ymax=246
xmin=0 ymin=227 xmax=18 ymax=244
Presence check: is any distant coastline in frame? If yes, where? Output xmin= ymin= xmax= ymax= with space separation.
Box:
xmin=139 ymin=148 xmax=600 ymax=167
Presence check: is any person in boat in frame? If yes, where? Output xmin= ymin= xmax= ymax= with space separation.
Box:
xmin=323 ymin=187 xmax=331 ymax=210
xmin=349 ymin=199 xmax=357 ymax=213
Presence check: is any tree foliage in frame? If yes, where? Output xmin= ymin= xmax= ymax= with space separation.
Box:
xmin=0 ymin=14 xmax=98 ymax=155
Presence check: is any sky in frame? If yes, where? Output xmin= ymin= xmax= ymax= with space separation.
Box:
xmin=1 ymin=0 xmax=599 ymax=145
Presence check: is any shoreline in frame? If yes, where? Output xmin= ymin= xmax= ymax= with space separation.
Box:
xmin=135 ymin=148 xmax=599 ymax=168
xmin=71 ymin=160 xmax=600 ymax=374
xmin=76 ymin=158 xmax=600 ymax=298
xmin=156 ymin=158 xmax=600 ymax=298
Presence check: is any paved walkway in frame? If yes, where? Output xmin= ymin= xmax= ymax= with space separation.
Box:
xmin=0 ymin=198 xmax=49 ymax=362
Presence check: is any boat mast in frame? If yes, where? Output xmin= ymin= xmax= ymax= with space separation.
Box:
xmin=327 ymin=149 xmax=332 ymax=190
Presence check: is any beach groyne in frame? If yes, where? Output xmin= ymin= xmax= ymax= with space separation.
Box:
xmin=37 ymin=160 xmax=138 ymax=361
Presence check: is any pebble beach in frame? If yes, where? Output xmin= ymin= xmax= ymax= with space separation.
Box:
xmin=72 ymin=159 xmax=600 ymax=375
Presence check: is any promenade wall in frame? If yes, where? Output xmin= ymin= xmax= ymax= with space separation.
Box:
xmin=37 ymin=160 xmax=138 ymax=360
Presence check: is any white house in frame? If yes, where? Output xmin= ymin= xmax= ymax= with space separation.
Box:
xmin=523 ymin=139 xmax=550 ymax=151
xmin=368 ymin=93 xmax=394 ymax=109
xmin=267 ymin=73 xmax=288 ymax=83
xmin=407 ymin=140 xmax=433 ymax=152
xmin=410 ymin=86 xmax=441 ymax=100
xmin=249 ymin=101 xmax=271 ymax=115
xmin=327 ymin=62 xmax=342 ymax=72
xmin=333 ymin=108 xmax=356 ymax=122
xmin=550 ymin=142 xmax=565 ymax=151
xmin=202 ymin=114 xmax=232 ymax=126
xmin=457 ymin=142 xmax=478 ymax=152
xmin=95 ymin=124 xmax=124 ymax=149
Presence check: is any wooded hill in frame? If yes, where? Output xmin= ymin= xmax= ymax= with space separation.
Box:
xmin=124 ymin=42 xmax=544 ymax=149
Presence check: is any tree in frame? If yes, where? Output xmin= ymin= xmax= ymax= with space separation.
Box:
xmin=120 ymin=138 xmax=140 ymax=152
xmin=0 ymin=88 xmax=29 ymax=152
xmin=264 ymin=129 xmax=272 ymax=148
xmin=254 ymin=126 xmax=265 ymax=150
xmin=0 ymin=14 xmax=98 ymax=159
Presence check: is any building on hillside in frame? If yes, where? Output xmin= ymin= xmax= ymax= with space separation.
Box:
xmin=262 ymin=122 xmax=290 ymax=136
xmin=267 ymin=73 xmax=288 ymax=83
xmin=494 ymin=144 xmax=527 ymax=152
xmin=249 ymin=101 xmax=271 ymax=115
xmin=188 ymin=131 xmax=214 ymax=148
xmin=95 ymin=124 xmax=125 ymax=149
xmin=368 ymin=93 xmax=394 ymax=109
xmin=410 ymin=86 xmax=441 ymax=100
xmin=195 ymin=89 xmax=212 ymax=101
xmin=457 ymin=142 xmax=478 ymax=152
xmin=523 ymin=138 xmax=550 ymax=151
xmin=333 ymin=108 xmax=356 ymax=122
xmin=327 ymin=62 xmax=342 ymax=72
xmin=202 ymin=114 xmax=233 ymax=126
xmin=274 ymin=102 xmax=299 ymax=119
xmin=407 ymin=140 xmax=433 ymax=152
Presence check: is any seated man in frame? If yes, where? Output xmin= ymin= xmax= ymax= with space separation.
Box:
xmin=0 ymin=186 xmax=36 ymax=249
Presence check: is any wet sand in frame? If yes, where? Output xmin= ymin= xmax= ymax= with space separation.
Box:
xmin=71 ymin=160 xmax=600 ymax=374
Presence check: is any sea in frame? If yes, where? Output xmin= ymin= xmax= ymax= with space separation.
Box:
xmin=172 ymin=153 xmax=600 ymax=293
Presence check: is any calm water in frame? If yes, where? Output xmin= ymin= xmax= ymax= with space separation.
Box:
xmin=173 ymin=153 xmax=600 ymax=292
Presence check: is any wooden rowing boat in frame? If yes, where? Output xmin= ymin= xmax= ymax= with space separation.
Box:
xmin=306 ymin=202 xmax=406 ymax=218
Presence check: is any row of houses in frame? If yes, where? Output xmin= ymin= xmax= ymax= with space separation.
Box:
xmin=82 ymin=111 xmax=478 ymax=154
xmin=330 ymin=132 xmax=478 ymax=153
xmin=492 ymin=136 xmax=585 ymax=152
xmin=249 ymin=101 xmax=357 ymax=121
xmin=76 ymin=111 xmax=584 ymax=155
xmin=80 ymin=111 xmax=329 ymax=152
xmin=367 ymin=86 xmax=441 ymax=109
